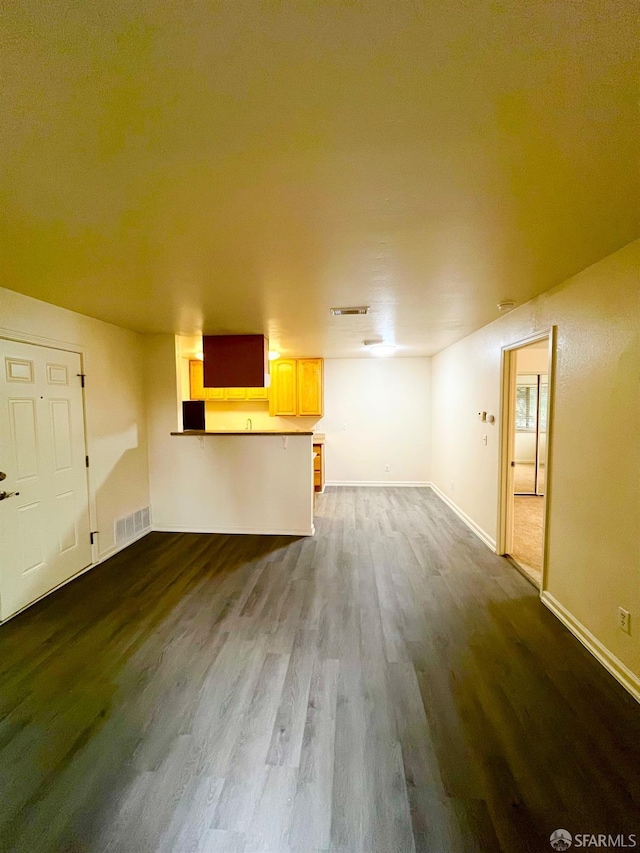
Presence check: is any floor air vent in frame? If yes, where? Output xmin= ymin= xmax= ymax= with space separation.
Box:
xmin=114 ymin=506 xmax=152 ymax=546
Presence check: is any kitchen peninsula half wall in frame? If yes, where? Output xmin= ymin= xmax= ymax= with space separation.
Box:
xmin=145 ymin=335 xmax=316 ymax=537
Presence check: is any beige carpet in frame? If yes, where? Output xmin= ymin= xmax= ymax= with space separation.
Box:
xmin=511 ymin=496 xmax=543 ymax=585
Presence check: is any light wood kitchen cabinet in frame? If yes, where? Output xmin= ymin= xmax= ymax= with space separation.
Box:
xmin=269 ymin=357 xmax=323 ymax=417
xmin=297 ymin=358 xmax=323 ymax=417
xmin=224 ymin=387 xmax=247 ymax=401
xmin=189 ymin=360 xmax=224 ymax=400
xmin=189 ymin=360 xmax=268 ymax=403
xmin=246 ymin=386 xmax=269 ymax=402
xmin=269 ymin=359 xmax=297 ymax=416
xmin=313 ymin=442 xmax=325 ymax=492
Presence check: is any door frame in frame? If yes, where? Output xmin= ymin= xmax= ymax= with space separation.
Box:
xmin=497 ymin=326 xmax=556 ymax=592
xmin=0 ymin=327 xmax=98 ymax=567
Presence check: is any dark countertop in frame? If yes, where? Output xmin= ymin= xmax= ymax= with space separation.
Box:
xmin=171 ymin=430 xmax=314 ymax=436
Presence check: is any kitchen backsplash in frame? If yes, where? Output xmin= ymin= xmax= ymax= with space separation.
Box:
xmin=203 ymin=402 xmax=321 ymax=433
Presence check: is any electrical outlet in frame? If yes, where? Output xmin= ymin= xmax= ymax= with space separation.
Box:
xmin=384 ymin=464 xmax=390 ymax=472
xmin=618 ymin=607 xmax=631 ymax=635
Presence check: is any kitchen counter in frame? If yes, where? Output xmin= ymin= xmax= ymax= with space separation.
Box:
xmin=156 ymin=431 xmax=314 ymax=536
xmin=171 ymin=430 xmax=313 ymax=436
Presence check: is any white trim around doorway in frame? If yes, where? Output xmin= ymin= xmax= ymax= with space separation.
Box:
xmin=497 ymin=327 xmax=556 ymax=593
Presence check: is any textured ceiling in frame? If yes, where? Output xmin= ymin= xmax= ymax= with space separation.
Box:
xmin=1 ymin=1 xmax=638 ymax=356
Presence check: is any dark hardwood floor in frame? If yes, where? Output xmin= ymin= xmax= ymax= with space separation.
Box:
xmin=1 ymin=488 xmax=639 ymax=852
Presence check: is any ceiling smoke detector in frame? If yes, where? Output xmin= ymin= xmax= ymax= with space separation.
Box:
xmin=497 ymin=300 xmax=516 ymax=311
xmin=330 ymin=306 xmax=370 ymax=316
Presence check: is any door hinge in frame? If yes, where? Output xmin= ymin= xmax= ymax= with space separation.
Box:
xmin=90 ymin=531 xmax=98 ymax=545
xmin=86 ymin=455 xmax=89 ymax=468
xmin=77 ymin=373 xmax=86 ymax=388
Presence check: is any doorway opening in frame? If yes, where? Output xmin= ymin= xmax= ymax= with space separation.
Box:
xmin=498 ymin=331 xmax=554 ymax=589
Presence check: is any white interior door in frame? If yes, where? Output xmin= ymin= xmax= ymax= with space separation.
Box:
xmin=0 ymin=339 xmax=91 ymax=620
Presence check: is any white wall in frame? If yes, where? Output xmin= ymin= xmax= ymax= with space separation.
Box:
xmin=315 ymin=357 xmax=431 ymax=485
xmin=430 ymin=240 xmax=640 ymax=694
xmin=514 ymin=432 xmax=547 ymax=465
xmin=0 ymin=287 xmax=150 ymax=561
xmin=516 ymin=347 xmax=550 ymax=375
xmin=146 ymin=335 xmax=314 ymax=535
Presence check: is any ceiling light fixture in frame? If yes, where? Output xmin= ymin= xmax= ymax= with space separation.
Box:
xmin=330 ymin=306 xmax=370 ymax=316
xmin=364 ymin=341 xmax=396 ymax=356
xmin=497 ymin=300 xmax=516 ymax=311
xmin=268 ymin=350 xmax=280 ymax=361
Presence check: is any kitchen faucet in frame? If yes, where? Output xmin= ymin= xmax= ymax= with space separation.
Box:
xmin=246 ymin=418 xmax=252 ymax=431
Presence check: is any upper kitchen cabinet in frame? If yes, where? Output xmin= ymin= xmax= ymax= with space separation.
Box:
xmin=270 ymin=358 xmax=323 ymax=417
xmin=224 ymin=387 xmax=247 ymax=401
xmin=297 ymin=358 xmax=323 ymax=417
xmin=190 ymin=360 xmax=224 ymax=400
xmin=269 ymin=359 xmax=297 ymax=416
xmin=246 ymin=386 xmax=269 ymax=402
xmin=189 ymin=361 xmax=266 ymax=402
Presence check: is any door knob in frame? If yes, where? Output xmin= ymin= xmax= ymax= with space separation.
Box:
xmin=0 ymin=491 xmax=19 ymax=501
xmin=0 ymin=472 xmax=6 ymax=481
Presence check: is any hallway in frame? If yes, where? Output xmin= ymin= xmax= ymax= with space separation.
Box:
xmin=0 ymin=488 xmax=638 ymax=852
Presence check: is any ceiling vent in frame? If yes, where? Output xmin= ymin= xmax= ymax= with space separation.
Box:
xmin=330 ymin=306 xmax=370 ymax=316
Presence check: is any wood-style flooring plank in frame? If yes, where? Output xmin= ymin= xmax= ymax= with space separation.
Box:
xmin=0 ymin=488 xmax=638 ymax=853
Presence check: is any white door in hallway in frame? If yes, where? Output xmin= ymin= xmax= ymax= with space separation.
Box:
xmin=0 ymin=339 xmax=91 ymax=619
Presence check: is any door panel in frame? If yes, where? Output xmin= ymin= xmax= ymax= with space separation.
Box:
xmin=50 ymin=399 xmax=73 ymax=471
xmin=10 ymin=398 xmax=39 ymax=480
xmin=17 ymin=501 xmax=46 ymax=573
xmin=46 ymin=363 xmax=69 ymax=385
xmin=0 ymin=340 xmax=91 ymax=619
xmin=5 ymin=358 xmax=33 ymax=382
xmin=56 ymin=491 xmax=78 ymax=553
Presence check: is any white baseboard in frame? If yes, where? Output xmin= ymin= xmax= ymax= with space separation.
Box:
xmin=429 ymin=482 xmax=497 ymax=551
xmin=325 ymin=480 xmax=431 ymax=488
xmin=429 ymin=487 xmax=640 ymax=705
xmin=153 ymin=524 xmax=315 ymax=537
xmin=541 ymin=591 xmax=640 ymax=704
